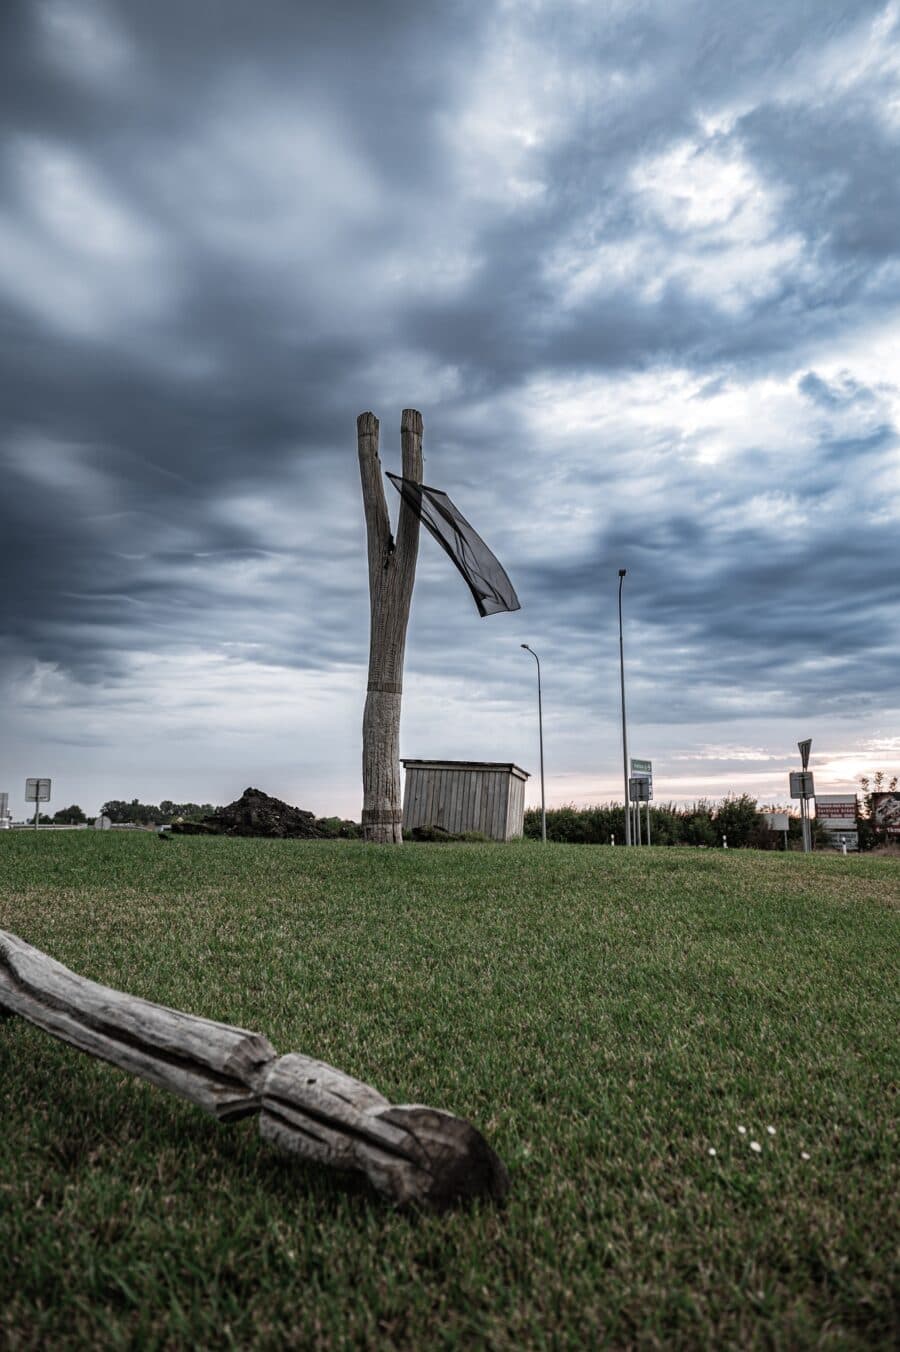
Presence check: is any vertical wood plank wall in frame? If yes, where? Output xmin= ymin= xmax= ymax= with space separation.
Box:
xmin=506 ymin=774 xmax=526 ymax=840
xmin=402 ymin=763 xmax=529 ymax=841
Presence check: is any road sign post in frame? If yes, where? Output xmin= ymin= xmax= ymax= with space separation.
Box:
xmin=618 ymin=571 xmax=631 ymax=846
xmin=630 ymin=760 xmax=652 ymax=847
xmin=789 ymin=743 xmax=814 ymax=853
xmin=25 ymin=778 xmax=52 ymax=831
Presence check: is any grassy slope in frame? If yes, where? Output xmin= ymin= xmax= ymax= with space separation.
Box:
xmin=0 ymin=834 xmax=897 ymax=1350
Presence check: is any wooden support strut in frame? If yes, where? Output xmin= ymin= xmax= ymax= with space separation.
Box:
xmin=358 ymin=410 xmax=423 ymax=843
xmin=0 ymin=930 xmax=509 ymax=1210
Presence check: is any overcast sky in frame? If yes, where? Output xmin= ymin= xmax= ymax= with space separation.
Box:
xmin=2 ymin=0 xmax=899 ymax=820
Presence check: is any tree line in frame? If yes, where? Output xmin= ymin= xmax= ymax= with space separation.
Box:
xmin=32 ymin=800 xmax=223 ymax=826
xmin=523 ymin=795 xmax=798 ymax=848
xmin=523 ymin=782 xmax=897 ymax=850
xmin=32 ymin=772 xmax=899 ymax=848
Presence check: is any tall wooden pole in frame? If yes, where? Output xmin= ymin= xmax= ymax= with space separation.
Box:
xmin=357 ymin=409 xmax=423 ymax=843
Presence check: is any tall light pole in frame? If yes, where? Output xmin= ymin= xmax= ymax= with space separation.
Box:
xmin=618 ymin=569 xmax=631 ymax=846
xmin=521 ymin=644 xmax=546 ymax=843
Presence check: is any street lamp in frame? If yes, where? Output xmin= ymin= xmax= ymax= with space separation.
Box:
xmin=521 ymin=644 xmax=546 ymax=843
xmin=618 ymin=569 xmax=631 ymax=846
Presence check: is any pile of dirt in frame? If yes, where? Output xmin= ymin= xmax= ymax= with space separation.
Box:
xmin=171 ymin=787 xmax=322 ymax=838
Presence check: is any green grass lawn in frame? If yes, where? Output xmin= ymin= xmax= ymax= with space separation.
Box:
xmin=1 ymin=834 xmax=898 ymax=1349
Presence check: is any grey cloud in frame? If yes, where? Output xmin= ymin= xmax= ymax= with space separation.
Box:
xmin=1 ymin=0 xmax=898 ymax=808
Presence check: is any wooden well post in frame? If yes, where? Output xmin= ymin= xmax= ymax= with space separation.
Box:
xmin=357 ymin=409 xmax=423 ymax=843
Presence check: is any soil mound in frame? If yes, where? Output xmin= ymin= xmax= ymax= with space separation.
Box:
xmin=175 ymin=787 xmax=322 ymax=838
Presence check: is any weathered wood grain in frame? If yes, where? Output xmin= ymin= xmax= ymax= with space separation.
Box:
xmin=0 ymin=930 xmax=274 ymax=1120
xmin=0 ymin=929 xmax=509 ymax=1209
xmin=358 ymin=409 xmax=423 ymax=843
xmin=259 ymin=1054 xmax=507 ymax=1208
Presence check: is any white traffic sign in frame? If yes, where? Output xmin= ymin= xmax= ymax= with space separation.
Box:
xmin=25 ymin=778 xmax=52 ymax=802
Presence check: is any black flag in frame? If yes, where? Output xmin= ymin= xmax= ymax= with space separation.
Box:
xmin=386 ymin=473 xmax=520 ymax=617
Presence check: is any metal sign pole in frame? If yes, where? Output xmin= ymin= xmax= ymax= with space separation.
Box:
xmin=520 ymin=645 xmax=546 ymax=843
xmin=792 ymin=741 xmax=814 ymax=854
xmin=646 ymin=802 xmax=651 ymax=846
xmin=536 ymin=655 xmax=546 ymax=844
xmin=618 ymin=571 xmax=631 ymax=846
xmin=26 ymin=778 xmax=51 ymax=831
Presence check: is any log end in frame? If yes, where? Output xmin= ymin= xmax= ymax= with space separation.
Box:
xmin=378 ymin=1105 xmax=510 ymax=1210
xmin=357 ymin=411 xmax=379 ymax=436
xmin=400 ymin=408 xmax=423 ymax=436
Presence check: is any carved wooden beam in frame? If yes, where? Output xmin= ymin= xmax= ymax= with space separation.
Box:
xmin=0 ymin=930 xmax=509 ymax=1210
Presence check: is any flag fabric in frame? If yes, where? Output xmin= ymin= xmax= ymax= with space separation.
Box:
xmin=386 ymin=473 xmax=521 ymax=617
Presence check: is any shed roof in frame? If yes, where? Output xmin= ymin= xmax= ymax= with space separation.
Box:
xmin=401 ymin=759 xmax=529 ymax=781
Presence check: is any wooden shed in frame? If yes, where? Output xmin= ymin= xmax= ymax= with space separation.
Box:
xmin=401 ymin=760 xmax=530 ymax=841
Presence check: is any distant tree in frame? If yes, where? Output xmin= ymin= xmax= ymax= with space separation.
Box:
xmin=100 ymin=798 xmax=164 ymax=825
xmin=158 ymin=802 xmax=219 ymax=823
xmin=714 ymin=794 xmax=769 ymax=848
xmin=99 ymin=798 xmax=222 ymax=825
xmin=858 ymin=771 xmax=899 ymax=817
xmin=858 ymin=771 xmax=899 ymax=848
xmin=53 ymin=805 xmax=87 ymax=824
xmin=682 ymin=802 xmax=717 ymax=848
xmin=647 ymin=804 xmax=685 ymax=846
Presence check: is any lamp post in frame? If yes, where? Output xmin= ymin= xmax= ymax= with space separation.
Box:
xmin=618 ymin=570 xmax=631 ymax=846
xmin=521 ymin=644 xmax=546 ymax=843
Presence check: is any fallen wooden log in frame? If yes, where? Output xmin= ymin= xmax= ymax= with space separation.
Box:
xmin=0 ymin=929 xmax=509 ymax=1210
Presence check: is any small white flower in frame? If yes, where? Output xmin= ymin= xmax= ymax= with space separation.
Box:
xmin=708 ymin=1147 xmax=717 ymax=1156
xmin=750 ymin=1140 xmax=762 ymax=1153
xmin=766 ymin=1126 xmax=776 ymax=1136
xmin=737 ymin=1125 xmax=747 ymax=1135
xmin=800 ymin=1151 xmax=810 ymax=1161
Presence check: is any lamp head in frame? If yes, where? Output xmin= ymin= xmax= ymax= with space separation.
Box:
xmin=618 ymin=568 xmax=626 ymax=578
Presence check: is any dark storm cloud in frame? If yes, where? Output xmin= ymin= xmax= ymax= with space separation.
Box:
xmin=1 ymin=0 xmax=898 ymax=780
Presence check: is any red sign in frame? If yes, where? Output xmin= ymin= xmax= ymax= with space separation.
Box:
xmin=815 ymin=796 xmax=857 ymax=824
